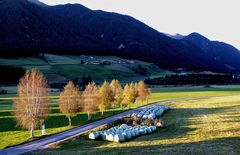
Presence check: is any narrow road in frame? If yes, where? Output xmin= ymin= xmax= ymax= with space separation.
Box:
xmin=0 ymin=95 xmax=235 ymax=155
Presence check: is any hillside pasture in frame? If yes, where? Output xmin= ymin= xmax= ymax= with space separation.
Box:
xmin=0 ymin=55 xmax=171 ymax=84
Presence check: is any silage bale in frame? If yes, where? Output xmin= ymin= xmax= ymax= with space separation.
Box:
xmin=130 ymin=131 xmax=136 ymax=137
xmin=156 ymin=109 xmax=164 ymax=116
xmin=131 ymin=113 xmax=137 ymax=117
xmin=106 ymin=133 xmax=114 ymax=141
xmin=139 ymin=129 xmax=147 ymax=135
xmin=125 ymin=132 xmax=132 ymax=140
xmin=114 ymin=134 xmax=125 ymax=142
xmin=134 ymin=129 xmax=140 ymax=137
xmin=150 ymin=126 xmax=156 ymax=132
xmin=136 ymin=125 xmax=141 ymax=129
xmin=121 ymin=132 xmax=127 ymax=139
xmin=101 ymin=132 xmax=108 ymax=140
xmin=89 ymin=132 xmax=99 ymax=139
xmin=98 ymin=131 xmax=103 ymax=135
xmin=137 ymin=114 xmax=142 ymax=118
xmin=146 ymin=127 xmax=152 ymax=134
xmin=120 ymin=124 xmax=128 ymax=129
xmin=148 ymin=113 xmax=156 ymax=120
xmin=142 ymin=114 xmax=148 ymax=119
xmin=116 ymin=129 xmax=123 ymax=134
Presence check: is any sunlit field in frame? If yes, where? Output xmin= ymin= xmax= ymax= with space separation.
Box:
xmin=1 ymin=85 xmax=240 ymax=149
xmin=34 ymin=95 xmax=240 ymax=155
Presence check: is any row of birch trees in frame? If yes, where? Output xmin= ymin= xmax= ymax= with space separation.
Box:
xmin=14 ymin=69 xmax=151 ymax=138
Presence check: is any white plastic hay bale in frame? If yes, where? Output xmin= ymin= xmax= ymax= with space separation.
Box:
xmin=130 ymin=131 xmax=136 ymax=137
xmin=146 ymin=127 xmax=152 ymax=134
xmin=150 ymin=126 xmax=156 ymax=132
xmin=142 ymin=114 xmax=148 ymax=119
xmin=148 ymin=113 xmax=156 ymax=120
xmin=131 ymin=113 xmax=137 ymax=117
xmin=156 ymin=109 xmax=164 ymax=116
xmin=114 ymin=134 xmax=125 ymax=142
xmin=106 ymin=133 xmax=114 ymax=141
xmin=142 ymin=125 xmax=148 ymax=129
xmin=89 ymin=132 xmax=99 ymax=139
xmin=125 ymin=132 xmax=132 ymax=140
xmin=120 ymin=124 xmax=128 ymax=129
xmin=101 ymin=133 xmax=108 ymax=140
xmin=137 ymin=114 xmax=142 ymax=118
xmin=116 ymin=129 xmax=123 ymax=134
xmin=121 ymin=132 xmax=127 ymax=139
xmin=136 ymin=125 xmax=141 ymax=129
xmin=139 ymin=129 xmax=147 ymax=135
xmin=98 ymin=131 xmax=103 ymax=135
xmin=134 ymin=130 xmax=140 ymax=137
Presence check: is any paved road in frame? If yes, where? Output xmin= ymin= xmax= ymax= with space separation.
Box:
xmin=1 ymin=95 xmax=235 ymax=155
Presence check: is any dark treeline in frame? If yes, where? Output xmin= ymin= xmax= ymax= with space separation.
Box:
xmin=49 ymin=76 xmax=93 ymax=90
xmin=145 ymin=74 xmax=240 ymax=85
xmin=0 ymin=66 xmax=25 ymax=84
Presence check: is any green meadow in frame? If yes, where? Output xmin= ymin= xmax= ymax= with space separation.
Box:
xmin=34 ymin=92 xmax=240 ymax=155
xmin=0 ymin=55 xmax=171 ymax=84
xmin=1 ymin=86 xmax=240 ymax=150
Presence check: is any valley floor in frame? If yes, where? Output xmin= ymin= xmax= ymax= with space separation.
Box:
xmin=34 ymin=94 xmax=240 ymax=155
xmin=0 ymin=86 xmax=240 ymax=153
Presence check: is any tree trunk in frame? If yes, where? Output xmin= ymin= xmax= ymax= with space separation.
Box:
xmin=40 ymin=120 xmax=46 ymax=136
xmin=88 ymin=113 xmax=91 ymax=120
xmin=68 ymin=116 xmax=72 ymax=126
xmin=101 ymin=111 xmax=104 ymax=117
xmin=30 ymin=121 xmax=34 ymax=138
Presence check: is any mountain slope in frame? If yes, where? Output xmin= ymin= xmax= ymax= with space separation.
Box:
xmin=27 ymin=0 xmax=47 ymax=7
xmin=0 ymin=0 xmax=239 ymax=73
xmin=183 ymin=33 xmax=240 ymax=71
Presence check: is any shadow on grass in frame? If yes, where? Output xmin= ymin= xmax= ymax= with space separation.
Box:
xmin=66 ymin=137 xmax=240 ymax=155
xmin=38 ymin=135 xmax=240 ymax=155
xmin=0 ymin=109 xmax=125 ymax=132
xmin=46 ymin=104 xmax=240 ymax=152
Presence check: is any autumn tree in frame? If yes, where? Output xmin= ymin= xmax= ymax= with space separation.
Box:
xmin=14 ymin=69 xmax=50 ymax=138
xmin=82 ymin=82 xmax=99 ymax=120
xmin=122 ymin=83 xmax=137 ymax=109
xmin=98 ymin=81 xmax=114 ymax=116
xmin=59 ymin=81 xmax=81 ymax=126
xmin=110 ymin=79 xmax=123 ymax=109
xmin=137 ymin=81 xmax=151 ymax=105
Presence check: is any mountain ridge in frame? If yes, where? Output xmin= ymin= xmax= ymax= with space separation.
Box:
xmin=0 ymin=0 xmax=239 ymax=73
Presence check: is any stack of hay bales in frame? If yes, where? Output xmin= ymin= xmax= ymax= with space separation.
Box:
xmin=89 ymin=124 xmax=157 ymax=142
xmin=131 ymin=106 xmax=171 ymax=120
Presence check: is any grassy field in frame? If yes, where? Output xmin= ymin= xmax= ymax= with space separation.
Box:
xmin=34 ymin=94 xmax=240 ymax=155
xmin=0 ymin=86 xmax=240 ymax=150
xmin=0 ymin=55 xmax=171 ymax=84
